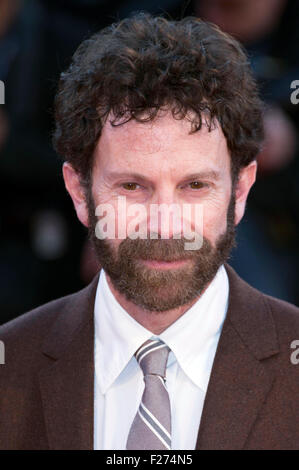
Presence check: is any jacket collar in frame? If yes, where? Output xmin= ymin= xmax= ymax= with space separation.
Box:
xmin=224 ymin=263 xmax=279 ymax=361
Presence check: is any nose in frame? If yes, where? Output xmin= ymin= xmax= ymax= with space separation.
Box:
xmin=147 ymin=188 xmax=183 ymax=239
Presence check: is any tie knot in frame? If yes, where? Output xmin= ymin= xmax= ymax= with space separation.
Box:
xmin=135 ymin=339 xmax=170 ymax=378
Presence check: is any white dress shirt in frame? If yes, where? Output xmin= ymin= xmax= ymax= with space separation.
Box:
xmin=94 ymin=264 xmax=229 ymax=450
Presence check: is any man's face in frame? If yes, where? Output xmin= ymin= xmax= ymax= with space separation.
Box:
xmin=84 ymin=110 xmax=237 ymax=312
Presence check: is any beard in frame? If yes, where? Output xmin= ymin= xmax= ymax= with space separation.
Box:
xmin=86 ymin=192 xmax=237 ymax=312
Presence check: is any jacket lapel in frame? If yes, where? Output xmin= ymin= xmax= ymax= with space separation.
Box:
xmin=39 ymin=273 xmax=99 ymax=450
xmin=196 ymin=264 xmax=280 ymax=449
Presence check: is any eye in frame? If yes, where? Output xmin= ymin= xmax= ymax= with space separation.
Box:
xmin=121 ymin=182 xmax=140 ymax=191
xmin=188 ymin=181 xmax=206 ymax=190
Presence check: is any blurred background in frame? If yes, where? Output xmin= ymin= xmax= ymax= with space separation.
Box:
xmin=0 ymin=0 xmax=299 ymax=325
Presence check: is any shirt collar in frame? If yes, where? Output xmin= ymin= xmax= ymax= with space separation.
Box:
xmin=94 ymin=265 xmax=229 ymax=394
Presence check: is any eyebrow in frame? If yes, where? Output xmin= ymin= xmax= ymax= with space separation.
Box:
xmin=106 ymin=170 xmax=221 ymax=183
xmin=180 ymin=171 xmax=221 ymax=181
xmin=106 ymin=172 xmax=151 ymax=183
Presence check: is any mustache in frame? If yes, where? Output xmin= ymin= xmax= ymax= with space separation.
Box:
xmin=117 ymin=234 xmax=211 ymax=262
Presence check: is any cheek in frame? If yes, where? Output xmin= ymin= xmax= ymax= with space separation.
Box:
xmin=201 ymin=204 xmax=229 ymax=244
xmin=93 ymin=193 xmax=146 ymax=240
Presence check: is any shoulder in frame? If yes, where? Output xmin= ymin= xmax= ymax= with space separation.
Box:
xmin=0 ymin=273 xmax=99 ymax=362
xmin=0 ymin=290 xmax=79 ymax=341
xmin=0 ymin=291 xmax=76 ymax=371
xmin=261 ymin=292 xmax=299 ymax=337
xmin=225 ymin=262 xmax=299 ymax=336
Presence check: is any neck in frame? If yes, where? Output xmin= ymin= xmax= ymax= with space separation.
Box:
xmin=105 ymin=275 xmax=211 ymax=335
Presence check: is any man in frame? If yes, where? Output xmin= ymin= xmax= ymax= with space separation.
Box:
xmin=0 ymin=13 xmax=298 ymax=450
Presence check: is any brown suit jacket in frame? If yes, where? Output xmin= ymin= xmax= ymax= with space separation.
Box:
xmin=0 ymin=263 xmax=299 ymax=450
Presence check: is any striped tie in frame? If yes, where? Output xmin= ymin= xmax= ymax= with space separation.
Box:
xmin=126 ymin=339 xmax=172 ymax=450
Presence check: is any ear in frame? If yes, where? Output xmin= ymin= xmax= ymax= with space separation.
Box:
xmin=62 ymin=162 xmax=89 ymax=227
xmin=234 ymin=160 xmax=257 ymax=225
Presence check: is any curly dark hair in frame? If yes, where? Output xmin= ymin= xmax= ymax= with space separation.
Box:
xmin=53 ymin=12 xmax=264 ymax=186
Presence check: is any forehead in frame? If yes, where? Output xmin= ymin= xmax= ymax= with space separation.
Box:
xmin=93 ymin=110 xmax=230 ymax=175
